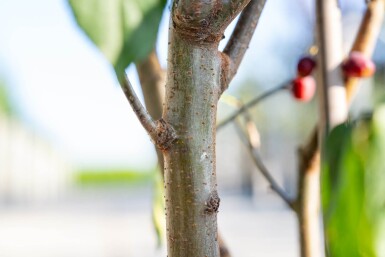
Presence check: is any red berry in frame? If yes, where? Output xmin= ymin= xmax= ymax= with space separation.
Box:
xmin=291 ymin=76 xmax=316 ymax=102
xmin=342 ymin=51 xmax=375 ymax=78
xmin=297 ymin=56 xmax=316 ymax=77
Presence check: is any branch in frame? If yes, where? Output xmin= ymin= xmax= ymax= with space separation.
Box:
xmin=222 ymin=0 xmax=267 ymax=91
xmin=234 ymin=114 xmax=294 ymax=210
xmin=216 ymin=81 xmax=288 ymax=130
xmin=119 ymin=73 xmax=157 ymax=134
xmin=227 ymin=96 xmax=294 ymax=208
xmin=218 ymin=233 xmax=232 ymax=257
xmin=117 ymin=71 xmax=176 ymax=151
xmin=135 ymin=50 xmax=166 ymax=175
xmin=219 ymin=0 xmax=254 ymax=30
xmin=345 ymin=0 xmax=385 ymax=101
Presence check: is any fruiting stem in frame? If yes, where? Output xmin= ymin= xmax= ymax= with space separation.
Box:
xmin=294 ymin=2 xmax=384 ymax=257
xmin=300 ymin=0 xmax=385 ymax=174
xmin=345 ymin=0 xmax=385 ymax=101
xmin=217 ymin=82 xmax=289 ymax=130
xmin=299 ymin=0 xmax=385 ymax=172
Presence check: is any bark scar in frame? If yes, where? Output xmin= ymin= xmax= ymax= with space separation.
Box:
xmin=172 ymin=1 xmax=224 ymax=43
xmin=153 ymin=118 xmax=177 ymax=151
xmin=204 ymin=190 xmax=220 ymax=214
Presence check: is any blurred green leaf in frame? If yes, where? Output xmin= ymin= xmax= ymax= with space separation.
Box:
xmin=0 ymin=83 xmax=13 ymax=115
xmin=322 ymin=107 xmax=385 ymax=257
xmin=152 ymin=170 xmax=165 ymax=247
xmin=68 ymin=0 xmax=166 ymax=76
xmin=76 ymin=168 xmax=153 ymax=185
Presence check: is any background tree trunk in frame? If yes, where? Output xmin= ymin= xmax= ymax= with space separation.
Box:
xmin=297 ymin=1 xmax=347 ymax=257
xmin=136 ymin=51 xmax=166 ymax=173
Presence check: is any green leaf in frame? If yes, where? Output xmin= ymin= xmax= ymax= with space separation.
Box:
xmin=152 ymin=170 xmax=165 ymax=247
xmin=322 ymin=107 xmax=385 ymax=257
xmin=369 ymin=106 xmax=385 ymax=257
xmin=68 ymin=0 xmax=166 ymax=75
xmin=0 ymin=82 xmax=13 ymax=116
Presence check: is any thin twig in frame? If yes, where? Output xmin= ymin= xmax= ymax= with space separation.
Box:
xmin=217 ymin=82 xmax=288 ymax=130
xmin=222 ymin=0 xmax=267 ymax=90
xmin=118 ymin=72 xmax=157 ymax=135
xmin=118 ymin=71 xmax=176 ymax=150
xmin=228 ymin=97 xmax=294 ymax=208
xmin=117 ymin=71 xmax=177 ymax=152
xmin=234 ymin=116 xmax=294 ymax=209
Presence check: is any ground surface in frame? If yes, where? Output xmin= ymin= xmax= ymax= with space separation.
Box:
xmin=0 ymin=186 xmax=298 ymax=257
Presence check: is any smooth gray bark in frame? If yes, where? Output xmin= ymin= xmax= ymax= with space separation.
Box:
xmin=162 ymin=2 xmax=251 ymax=255
xmin=164 ymin=27 xmax=222 ymax=257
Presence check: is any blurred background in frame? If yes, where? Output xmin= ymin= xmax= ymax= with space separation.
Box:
xmin=0 ymin=0 xmax=384 ymax=256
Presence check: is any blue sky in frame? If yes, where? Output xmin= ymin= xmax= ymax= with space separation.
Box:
xmin=0 ymin=0 xmax=370 ymax=170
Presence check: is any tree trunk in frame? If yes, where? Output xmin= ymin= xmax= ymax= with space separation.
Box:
xmin=163 ymin=24 xmax=222 ymax=257
xmin=157 ymin=1 xmax=252 ymax=256
xmin=137 ymin=50 xmax=232 ymax=257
